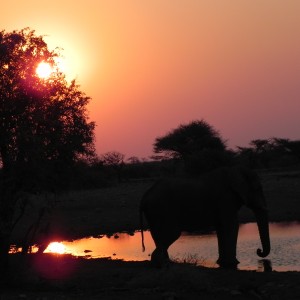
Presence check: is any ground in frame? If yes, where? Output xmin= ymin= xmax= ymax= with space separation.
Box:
xmin=2 ymin=168 xmax=300 ymax=299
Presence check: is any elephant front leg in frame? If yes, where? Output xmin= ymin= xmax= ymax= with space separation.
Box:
xmin=216 ymin=218 xmax=240 ymax=269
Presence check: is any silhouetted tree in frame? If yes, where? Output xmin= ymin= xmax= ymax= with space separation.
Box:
xmin=249 ymin=139 xmax=272 ymax=153
xmin=278 ymin=139 xmax=300 ymax=160
xmin=153 ymin=120 xmax=230 ymax=174
xmin=127 ymin=156 xmax=141 ymax=164
xmin=250 ymin=139 xmax=273 ymax=168
xmin=100 ymin=151 xmax=125 ymax=182
xmin=237 ymin=138 xmax=300 ymax=168
xmin=0 ymin=28 xmax=95 ymax=270
xmin=154 ymin=120 xmax=226 ymax=158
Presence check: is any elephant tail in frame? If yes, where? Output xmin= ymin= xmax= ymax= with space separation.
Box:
xmin=140 ymin=206 xmax=146 ymax=252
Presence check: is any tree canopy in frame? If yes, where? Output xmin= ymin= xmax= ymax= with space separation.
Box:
xmin=153 ymin=120 xmax=226 ymax=159
xmin=0 ymin=28 xmax=95 ymax=189
xmin=153 ymin=120 xmax=229 ymax=174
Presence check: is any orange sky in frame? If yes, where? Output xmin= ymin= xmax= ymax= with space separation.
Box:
xmin=2 ymin=1 xmax=300 ymax=159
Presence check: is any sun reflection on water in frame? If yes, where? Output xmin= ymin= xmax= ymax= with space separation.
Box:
xmin=45 ymin=242 xmax=66 ymax=254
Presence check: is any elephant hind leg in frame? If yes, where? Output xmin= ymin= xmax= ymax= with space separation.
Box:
xmin=151 ymin=247 xmax=169 ymax=268
xmin=150 ymin=226 xmax=181 ymax=268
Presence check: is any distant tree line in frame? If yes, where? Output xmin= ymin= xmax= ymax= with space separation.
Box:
xmin=236 ymin=138 xmax=300 ymax=169
xmin=94 ymin=120 xmax=300 ymax=182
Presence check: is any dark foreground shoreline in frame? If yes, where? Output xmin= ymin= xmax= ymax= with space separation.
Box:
xmin=2 ymin=253 xmax=300 ymax=300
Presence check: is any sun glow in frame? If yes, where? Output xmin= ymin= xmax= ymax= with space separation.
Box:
xmin=45 ymin=242 xmax=66 ymax=254
xmin=36 ymin=62 xmax=53 ymax=78
xmin=36 ymin=57 xmax=68 ymax=80
xmin=54 ymin=57 xmax=66 ymax=74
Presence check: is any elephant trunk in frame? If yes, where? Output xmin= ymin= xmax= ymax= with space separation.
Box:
xmin=254 ymin=208 xmax=271 ymax=258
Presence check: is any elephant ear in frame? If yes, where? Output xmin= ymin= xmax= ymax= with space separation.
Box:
xmin=226 ymin=166 xmax=251 ymax=206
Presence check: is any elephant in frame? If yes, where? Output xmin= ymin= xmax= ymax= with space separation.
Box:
xmin=139 ymin=166 xmax=270 ymax=268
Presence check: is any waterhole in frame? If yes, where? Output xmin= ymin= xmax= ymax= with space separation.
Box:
xmin=42 ymin=222 xmax=300 ymax=271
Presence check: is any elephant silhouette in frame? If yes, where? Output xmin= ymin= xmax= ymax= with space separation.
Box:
xmin=140 ymin=166 xmax=270 ymax=268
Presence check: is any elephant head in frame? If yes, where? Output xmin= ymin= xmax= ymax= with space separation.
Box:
xmin=227 ymin=166 xmax=271 ymax=258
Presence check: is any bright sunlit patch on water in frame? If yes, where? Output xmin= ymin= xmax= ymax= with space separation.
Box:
xmin=45 ymin=242 xmax=66 ymax=254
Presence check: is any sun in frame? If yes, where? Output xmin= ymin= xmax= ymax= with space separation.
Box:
xmin=36 ymin=62 xmax=53 ymax=79
xmin=45 ymin=242 xmax=66 ymax=254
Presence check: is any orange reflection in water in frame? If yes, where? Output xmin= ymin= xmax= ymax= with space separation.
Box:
xmin=11 ymin=222 xmax=300 ymax=272
xmin=43 ymin=223 xmax=300 ymax=261
xmin=54 ymin=233 xmax=155 ymax=261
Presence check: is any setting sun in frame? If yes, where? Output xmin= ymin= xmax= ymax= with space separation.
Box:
xmin=36 ymin=62 xmax=53 ymax=78
xmin=45 ymin=242 xmax=66 ymax=254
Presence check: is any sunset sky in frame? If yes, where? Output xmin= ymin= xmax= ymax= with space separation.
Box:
xmin=2 ymin=1 xmax=300 ymax=159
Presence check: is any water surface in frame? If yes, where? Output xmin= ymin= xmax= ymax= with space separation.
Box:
xmin=42 ymin=222 xmax=300 ymax=272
